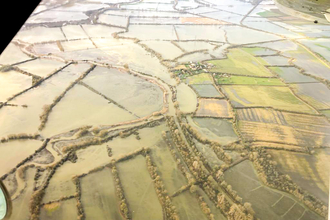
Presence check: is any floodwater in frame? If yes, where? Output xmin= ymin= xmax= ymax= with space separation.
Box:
xmin=0 ymin=44 xmax=32 ymax=65
xmin=0 ymin=70 xmax=32 ymax=101
xmin=1 ymin=0 xmax=330 ymax=220
xmin=0 ymin=140 xmax=41 ymax=176
xmin=81 ymin=168 xmax=122 ymax=220
xmin=16 ymin=59 xmax=66 ymax=77
xmin=42 ymin=84 xmax=137 ymax=137
xmin=117 ymin=155 xmax=163 ymax=220
xmin=0 ymin=63 xmax=91 ymax=137
xmin=141 ymin=40 xmax=183 ymax=60
xmin=176 ymin=83 xmax=198 ymax=113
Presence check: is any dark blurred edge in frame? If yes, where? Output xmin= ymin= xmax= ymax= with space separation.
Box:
xmin=0 ymin=0 xmax=42 ymax=54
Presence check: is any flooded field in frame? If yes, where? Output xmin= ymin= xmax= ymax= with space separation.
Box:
xmin=188 ymin=117 xmax=239 ymax=145
xmin=117 ymin=155 xmax=163 ymax=220
xmin=0 ymin=70 xmax=32 ymax=101
xmin=80 ymin=168 xmax=122 ymax=220
xmin=176 ymin=83 xmax=197 ymax=113
xmin=0 ymin=0 xmax=329 ymax=219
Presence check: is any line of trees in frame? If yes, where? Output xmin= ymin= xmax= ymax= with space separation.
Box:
xmin=0 ymin=133 xmax=40 ymax=143
xmin=165 ymin=116 xmax=208 ymax=181
xmin=162 ymin=130 xmax=196 ymax=185
xmin=216 ymin=193 xmax=254 ymax=220
xmin=197 ymin=195 xmax=215 ymax=220
xmin=72 ymin=177 xmax=85 ymax=220
xmin=166 ymin=115 xmax=258 ymax=219
xmin=166 ymin=116 xmax=225 ymax=216
xmin=110 ymin=162 xmax=131 ymax=220
xmin=145 ymin=153 xmax=179 ymax=220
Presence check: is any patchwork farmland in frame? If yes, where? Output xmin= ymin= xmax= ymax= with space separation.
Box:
xmin=0 ymin=0 xmax=329 ymax=219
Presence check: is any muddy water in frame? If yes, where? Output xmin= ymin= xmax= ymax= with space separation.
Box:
xmin=177 ymin=51 xmax=213 ymax=63
xmin=98 ymin=14 xmax=128 ymax=28
xmin=120 ymin=2 xmax=176 ymax=11
xmin=117 ymin=155 xmax=163 ymax=220
xmin=107 ymin=123 xmax=168 ymax=159
xmin=176 ymin=41 xmax=216 ymax=52
xmin=119 ymin=25 xmax=177 ymax=40
xmin=61 ymin=39 xmax=95 ymax=51
xmin=174 ymin=25 xmax=226 ymax=42
xmin=61 ymin=25 xmax=88 ymax=40
xmin=14 ymin=27 xmax=66 ymax=44
xmin=26 ymin=10 xmax=88 ymax=24
xmin=8 ymin=168 xmax=36 ymax=220
xmin=0 ymin=70 xmax=32 ymax=101
xmin=81 ymin=168 xmax=123 ymax=220
xmin=0 ymin=63 xmax=91 ymax=137
xmin=16 ymin=58 xmax=66 ymax=77
xmin=172 ymin=190 xmax=209 ymax=220
xmin=81 ymin=24 xmax=124 ymax=38
xmin=82 ymin=66 xmax=164 ymax=117
xmin=187 ymin=116 xmax=239 ymax=145
xmin=141 ymin=41 xmax=183 ymax=60
xmin=150 ymin=139 xmax=188 ymax=194
xmin=91 ymin=38 xmax=176 ymax=85
xmin=0 ymin=140 xmax=41 ymax=176
xmin=32 ymin=43 xmax=62 ymax=55
xmin=0 ymin=43 xmax=32 ymax=65
xmin=42 ymin=143 xmax=113 ymax=203
xmin=42 ymin=84 xmax=137 ymax=137
xmin=223 ymin=25 xmax=281 ymax=44
xmin=176 ymin=83 xmax=197 ymax=113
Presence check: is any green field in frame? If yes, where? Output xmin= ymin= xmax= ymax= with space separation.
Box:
xmin=222 ymin=85 xmax=317 ymax=114
xmin=186 ymin=73 xmax=213 ymax=84
xmin=207 ymin=48 xmax=273 ymax=77
xmin=215 ymin=75 xmax=285 ymax=85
